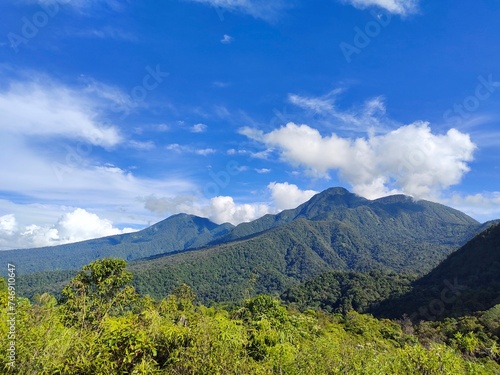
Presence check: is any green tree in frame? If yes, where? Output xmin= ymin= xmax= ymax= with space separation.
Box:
xmin=59 ymin=258 xmax=138 ymax=328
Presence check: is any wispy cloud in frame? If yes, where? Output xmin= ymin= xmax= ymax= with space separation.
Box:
xmin=34 ymin=0 xmax=128 ymax=12
xmin=185 ymin=0 xmax=290 ymax=22
xmin=74 ymin=26 xmax=138 ymax=42
xmin=128 ymin=140 xmax=156 ymax=150
xmin=166 ymin=144 xmax=216 ymax=155
xmin=288 ymin=89 xmax=393 ymax=133
xmin=340 ymin=0 xmax=419 ymax=15
xmin=221 ymin=34 xmax=234 ymax=44
xmin=255 ymin=168 xmax=271 ymax=174
xmin=0 ymin=79 xmax=123 ymax=147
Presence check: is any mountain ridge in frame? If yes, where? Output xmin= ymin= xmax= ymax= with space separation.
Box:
xmin=3 ymin=187 xmax=488 ymax=304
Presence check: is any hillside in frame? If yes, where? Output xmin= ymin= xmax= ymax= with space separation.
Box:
xmin=280 ymin=270 xmax=416 ymax=314
xmin=9 ymin=187 xmax=485 ymax=302
xmin=0 ymin=214 xmax=234 ymax=274
xmin=373 ymin=223 xmax=500 ymax=320
xmin=128 ymin=189 xmax=482 ymax=303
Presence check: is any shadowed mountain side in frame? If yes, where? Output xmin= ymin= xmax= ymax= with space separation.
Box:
xmin=373 ymin=223 xmax=500 ymax=320
xmin=0 ymin=214 xmax=234 ymax=274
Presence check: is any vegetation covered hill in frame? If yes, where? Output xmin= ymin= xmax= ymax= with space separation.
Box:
xmin=127 ymin=189 xmax=482 ymax=303
xmin=280 ymin=270 xmax=416 ymax=314
xmin=374 ymin=223 xmax=500 ymax=320
xmin=0 ymin=214 xmax=234 ymax=274
xmin=2 ymin=258 xmax=499 ymax=374
xmin=12 ymin=188 xmax=487 ymax=304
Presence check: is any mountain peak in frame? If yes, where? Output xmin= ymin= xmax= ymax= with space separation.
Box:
xmin=294 ymin=187 xmax=368 ymax=220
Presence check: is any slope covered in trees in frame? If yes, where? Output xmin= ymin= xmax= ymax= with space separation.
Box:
xmin=374 ymin=223 xmax=500 ymax=320
xmin=1 ymin=259 xmax=499 ymax=374
xmin=11 ymin=188 xmax=487 ymax=305
xmin=280 ymin=270 xmax=416 ymax=314
xmin=128 ymin=189 xmax=481 ymax=304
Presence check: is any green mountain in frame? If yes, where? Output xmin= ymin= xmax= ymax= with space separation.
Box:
xmin=127 ymin=189 xmax=481 ymax=303
xmin=10 ymin=187 xmax=486 ymax=303
xmin=0 ymin=214 xmax=234 ymax=274
xmin=373 ymin=223 xmax=500 ymax=320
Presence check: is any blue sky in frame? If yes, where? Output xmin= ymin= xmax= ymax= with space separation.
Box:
xmin=1 ymin=0 xmax=500 ymax=249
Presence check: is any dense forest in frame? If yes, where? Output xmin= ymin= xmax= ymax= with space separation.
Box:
xmin=2 ymin=258 xmax=499 ymax=374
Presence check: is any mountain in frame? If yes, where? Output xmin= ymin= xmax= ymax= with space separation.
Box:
xmin=373 ymin=223 xmax=500 ymax=320
xmin=9 ymin=187 xmax=487 ymax=302
xmin=127 ymin=188 xmax=482 ymax=303
xmin=0 ymin=214 xmax=234 ymax=274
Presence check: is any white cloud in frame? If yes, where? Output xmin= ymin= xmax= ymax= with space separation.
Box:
xmin=186 ymin=0 xmax=289 ymax=21
xmin=288 ymin=93 xmax=335 ymax=114
xmin=34 ymin=0 xmax=126 ymax=12
xmin=196 ymin=148 xmax=216 ymax=156
xmin=268 ymin=182 xmax=318 ymax=211
xmin=443 ymin=192 xmax=500 ymax=223
xmin=167 ymin=144 xmax=216 ymax=155
xmin=0 ymin=209 xmax=136 ymax=249
xmin=75 ymin=26 xmax=137 ymax=41
xmin=255 ymin=168 xmax=271 ymax=174
xmin=341 ymin=0 xmax=419 ymax=15
xmin=190 ymin=123 xmax=208 ymax=133
xmin=141 ymin=194 xmax=269 ymax=225
xmin=0 ymin=80 xmax=122 ymax=147
xmin=208 ymin=196 xmax=270 ymax=224
xmin=221 ymin=34 xmax=234 ymax=44
xmin=242 ymin=122 xmax=476 ymax=200
xmin=0 ymin=215 xmax=17 ymax=236
xmin=128 ymin=140 xmax=155 ymax=150
xmin=288 ymin=90 xmax=390 ymax=133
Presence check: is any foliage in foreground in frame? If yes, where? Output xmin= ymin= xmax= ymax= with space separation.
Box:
xmin=1 ymin=259 xmax=499 ymax=374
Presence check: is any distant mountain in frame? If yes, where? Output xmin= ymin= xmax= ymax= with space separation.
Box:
xmin=373 ymin=223 xmax=500 ymax=320
xmin=127 ymin=188 xmax=483 ymax=303
xmin=0 ymin=214 xmax=233 ymax=274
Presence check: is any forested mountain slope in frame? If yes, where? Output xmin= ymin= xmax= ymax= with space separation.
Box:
xmin=374 ymin=223 xmax=500 ymax=320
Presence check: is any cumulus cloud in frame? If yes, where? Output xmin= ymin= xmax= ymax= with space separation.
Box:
xmin=268 ymin=182 xmax=318 ymax=211
xmin=0 ymin=215 xmax=17 ymax=236
xmin=0 ymin=209 xmax=136 ymax=249
xmin=208 ymin=196 xmax=270 ymax=224
xmin=186 ymin=0 xmax=289 ymax=21
xmin=341 ymin=0 xmax=419 ymax=15
xmin=242 ymin=122 xmax=476 ymax=199
xmin=141 ymin=194 xmax=270 ymax=225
